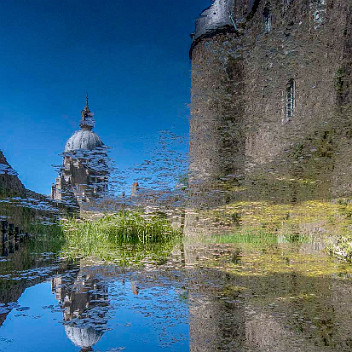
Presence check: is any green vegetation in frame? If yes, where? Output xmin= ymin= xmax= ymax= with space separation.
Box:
xmin=191 ymin=199 xmax=352 ymax=260
xmin=60 ymin=211 xmax=182 ymax=264
xmin=20 ymin=211 xmax=182 ymax=265
xmin=204 ymin=230 xmax=308 ymax=246
xmin=28 ymin=223 xmax=64 ymax=254
xmin=63 ymin=211 xmax=180 ymax=244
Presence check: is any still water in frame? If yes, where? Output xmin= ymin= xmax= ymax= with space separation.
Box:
xmin=2 ymin=0 xmax=352 ymax=350
xmin=0 ymin=229 xmax=352 ymax=352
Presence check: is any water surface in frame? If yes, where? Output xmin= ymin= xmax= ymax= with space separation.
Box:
xmin=0 ymin=233 xmax=352 ymax=352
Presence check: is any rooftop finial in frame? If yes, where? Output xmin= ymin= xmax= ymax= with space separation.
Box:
xmin=80 ymin=93 xmax=95 ymax=130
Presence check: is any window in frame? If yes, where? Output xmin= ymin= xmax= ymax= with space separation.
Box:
xmin=285 ymin=79 xmax=295 ymax=120
xmin=310 ymin=0 xmax=326 ymax=28
xmin=263 ymin=4 xmax=272 ymax=33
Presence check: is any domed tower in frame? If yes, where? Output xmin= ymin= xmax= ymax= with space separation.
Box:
xmin=52 ymin=96 xmax=109 ymax=205
xmin=189 ymin=0 xmax=251 ymax=205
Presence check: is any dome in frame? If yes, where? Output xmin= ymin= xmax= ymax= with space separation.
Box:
xmin=65 ymin=325 xmax=103 ymax=349
xmin=65 ymin=129 xmax=104 ymax=152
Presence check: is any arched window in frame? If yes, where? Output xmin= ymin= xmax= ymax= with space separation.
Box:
xmin=285 ymin=79 xmax=295 ymax=120
xmin=263 ymin=3 xmax=272 ymax=33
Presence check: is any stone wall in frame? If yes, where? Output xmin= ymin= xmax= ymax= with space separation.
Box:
xmin=0 ymin=151 xmax=25 ymax=197
xmin=190 ymin=0 xmax=352 ymax=205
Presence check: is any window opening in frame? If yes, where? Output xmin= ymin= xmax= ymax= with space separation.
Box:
xmin=285 ymin=79 xmax=295 ymax=120
xmin=263 ymin=3 xmax=272 ymax=33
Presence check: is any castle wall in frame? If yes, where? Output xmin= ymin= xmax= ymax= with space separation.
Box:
xmin=244 ymin=0 xmax=348 ymax=165
xmin=190 ymin=33 xmax=246 ymax=185
xmin=190 ymin=0 xmax=352 ymax=204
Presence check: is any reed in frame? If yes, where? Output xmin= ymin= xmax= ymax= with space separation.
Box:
xmin=60 ymin=211 xmax=182 ymax=262
xmin=62 ymin=211 xmax=180 ymax=244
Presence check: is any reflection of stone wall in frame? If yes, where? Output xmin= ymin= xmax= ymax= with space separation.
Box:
xmin=184 ymin=240 xmax=352 ymax=351
xmin=187 ymin=265 xmax=247 ymax=352
xmin=0 ymin=247 xmax=62 ymax=327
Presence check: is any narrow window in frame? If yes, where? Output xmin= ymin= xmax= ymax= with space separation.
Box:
xmin=310 ymin=0 xmax=326 ymax=28
xmin=263 ymin=3 xmax=272 ymax=33
xmin=285 ymin=79 xmax=295 ymax=120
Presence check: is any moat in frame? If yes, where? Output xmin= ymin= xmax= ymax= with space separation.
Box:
xmin=2 ymin=0 xmax=352 ymax=350
xmin=1 ymin=217 xmax=352 ymax=352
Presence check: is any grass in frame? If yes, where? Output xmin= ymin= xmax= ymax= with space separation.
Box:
xmin=202 ymin=230 xmax=309 ymax=246
xmin=62 ymin=211 xmax=181 ymax=244
xmin=60 ymin=211 xmax=183 ymax=263
xmin=16 ymin=211 xmax=182 ymax=265
xmin=24 ymin=222 xmax=65 ymax=254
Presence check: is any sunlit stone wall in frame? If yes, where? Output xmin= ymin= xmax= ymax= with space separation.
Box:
xmin=0 ymin=151 xmax=25 ymax=197
xmin=190 ymin=0 xmax=352 ymax=203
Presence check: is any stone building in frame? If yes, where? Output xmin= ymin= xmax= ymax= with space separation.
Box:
xmin=52 ymin=97 xmax=109 ymax=206
xmin=0 ymin=151 xmax=25 ymax=197
xmin=190 ymin=0 xmax=352 ymax=204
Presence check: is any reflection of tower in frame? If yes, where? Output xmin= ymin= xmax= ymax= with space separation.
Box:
xmin=51 ymin=95 xmax=109 ymax=205
xmin=51 ymin=266 xmax=109 ymax=352
xmin=184 ymin=240 xmax=336 ymax=352
xmin=184 ymin=242 xmax=247 ymax=352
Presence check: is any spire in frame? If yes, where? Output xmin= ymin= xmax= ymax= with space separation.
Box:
xmin=80 ymin=94 xmax=95 ymax=130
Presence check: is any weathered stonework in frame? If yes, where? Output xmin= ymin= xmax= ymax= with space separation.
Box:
xmin=52 ymin=100 xmax=109 ymax=206
xmin=190 ymin=0 xmax=352 ymax=204
xmin=0 ymin=151 xmax=25 ymax=197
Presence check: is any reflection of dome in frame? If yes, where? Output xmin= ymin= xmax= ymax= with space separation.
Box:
xmin=65 ymin=325 xmax=103 ymax=350
xmin=65 ymin=130 xmax=104 ymax=152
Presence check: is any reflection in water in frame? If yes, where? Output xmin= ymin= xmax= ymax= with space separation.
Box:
xmin=183 ymin=240 xmax=352 ymax=352
xmin=3 ymin=1 xmax=352 ymax=351
xmin=1 ymin=238 xmax=352 ymax=351
xmin=52 ymin=265 xmax=109 ymax=352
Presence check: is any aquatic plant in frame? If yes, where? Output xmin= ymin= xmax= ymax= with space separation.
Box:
xmin=60 ymin=211 xmax=183 ymax=263
xmin=62 ymin=211 xmax=180 ymax=243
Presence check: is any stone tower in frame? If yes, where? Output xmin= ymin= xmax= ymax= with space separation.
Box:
xmin=52 ymin=97 xmax=109 ymax=206
xmin=190 ymin=0 xmax=352 ymax=204
xmin=189 ymin=0 xmax=251 ymax=205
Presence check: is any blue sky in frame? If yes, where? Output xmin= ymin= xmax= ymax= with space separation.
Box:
xmin=0 ymin=0 xmax=210 ymax=195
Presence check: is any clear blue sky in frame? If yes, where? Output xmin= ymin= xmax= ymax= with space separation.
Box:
xmin=0 ymin=0 xmax=210 ymax=195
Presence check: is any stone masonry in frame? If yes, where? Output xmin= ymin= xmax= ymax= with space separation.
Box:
xmin=190 ymin=0 xmax=352 ymax=204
